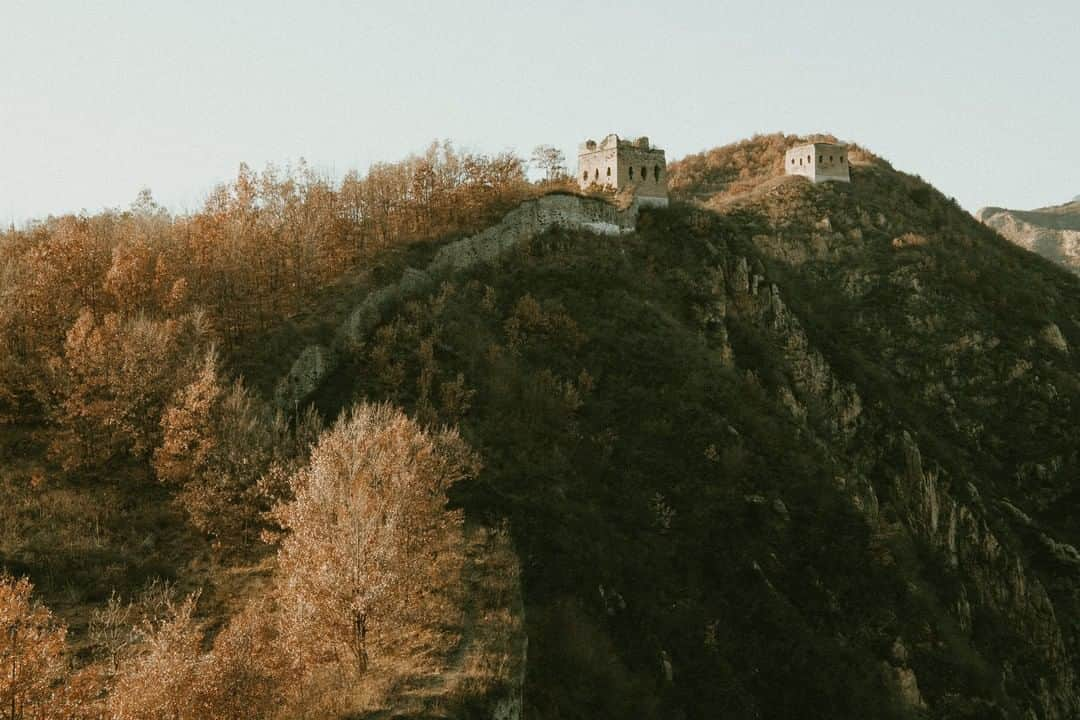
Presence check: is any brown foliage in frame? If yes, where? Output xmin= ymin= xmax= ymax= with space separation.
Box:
xmin=0 ymin=574 xmax=102 ymax=719
xmin=46 ymin=310 xmax=209 ymax=471
xmin=108 ymin=592 xmax=284 ymax=720
xmin=0 ymin=143 xmax=530 ymax=429
xmin=154 ymin=351 xmax=321 ymax=542
xmin=272 ymin=403 xmax=479 ymax=678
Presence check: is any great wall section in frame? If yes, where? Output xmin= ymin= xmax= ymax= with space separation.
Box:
xmin=273 ymin=192 xmax=641 ymax=411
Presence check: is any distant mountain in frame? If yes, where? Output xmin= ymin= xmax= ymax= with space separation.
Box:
xmin=977 ymin=199 xmax=1080 ymax=275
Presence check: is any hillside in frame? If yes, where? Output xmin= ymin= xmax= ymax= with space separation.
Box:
xmin=271 ymin=136 xmax=1080 ymax=718
xmin=976 ymin=200 xmax=1080 ymax=274
xmin=3 ymin=135 xmax=1080 ymax=718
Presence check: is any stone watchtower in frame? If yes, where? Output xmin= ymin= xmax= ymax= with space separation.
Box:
xmin=577 ymin=134 xmax=669 ymax=207
xmin=784 ymin=142 xmax=850 ymax=183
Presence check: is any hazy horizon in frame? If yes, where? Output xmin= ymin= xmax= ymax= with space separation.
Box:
xmin=2 ymin=0 xmax=1077 ymax=225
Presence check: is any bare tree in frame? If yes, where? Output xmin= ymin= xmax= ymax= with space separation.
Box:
xmin=531 ymin=145 xmax=567 ymax=181
xmin=88 ymin=590 xmax=135 ymax=674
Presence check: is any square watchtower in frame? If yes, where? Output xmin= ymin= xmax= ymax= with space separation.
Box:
xmin=784 ymin=142 xmax=850 ymax=183
xmin=578 ymin=133 xmax=669 ymax=207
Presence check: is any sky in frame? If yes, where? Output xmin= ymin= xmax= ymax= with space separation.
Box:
xmin=1 ymin=0 xmax=1077 ymax=224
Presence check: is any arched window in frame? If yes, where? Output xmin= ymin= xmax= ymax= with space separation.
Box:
xmin=583 ymin=170 xmax=588 ymax=181
xmin=799 ymin=158 xmax=803 ymax=166
xmin=594 ymin=168 xmax=599 ymax=180
xmin=606 ymin=167 xmax=611 ymax=177
xmin=807 ymin=154 xmax=812 ymax=163
xmin=653 ymin=164 xmax=660 ymax=181
xmin=629 ymin=166 xmax=634 ymax=179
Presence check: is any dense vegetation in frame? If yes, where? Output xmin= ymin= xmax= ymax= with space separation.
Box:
xmin=2 ymin=133 xmax=1080 ymax=718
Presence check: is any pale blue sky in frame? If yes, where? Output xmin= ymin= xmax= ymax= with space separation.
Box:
xmin=1 ymin=1 xmax=1076 ymax=224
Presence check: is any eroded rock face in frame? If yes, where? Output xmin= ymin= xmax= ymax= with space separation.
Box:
xmin=726 ymin=259 xmax=862 ymax=442
xmin=890 ymin=432 xmax=1078 ymax=719
xmin=274 ymin=344 xmax=334 ymax=411
xmin=715 ymin=239 xmax=1078 ymax=716
xmin=978 ymin=202 xmax=1080 ymax=275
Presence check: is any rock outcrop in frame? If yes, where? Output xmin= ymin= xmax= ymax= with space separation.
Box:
xmin=977 ymin=201 xmax=1080 ymax=275
xmin=885 ymin=431 xmax=1078 ymax=719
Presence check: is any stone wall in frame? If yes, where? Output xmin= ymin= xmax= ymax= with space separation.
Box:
xmin=578 ymin=134 xmax=669 ymax=206
xmin=274 ymin=193 xmax=640 ymax=410
xmin=617 ymin=144 xmax=668 ymax=203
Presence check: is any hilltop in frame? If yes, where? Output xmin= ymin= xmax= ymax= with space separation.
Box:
xmin=976 ymin=199 xmax=1080 ymax=274
xmin=2 ymin=134 xmax=1080 ymax=718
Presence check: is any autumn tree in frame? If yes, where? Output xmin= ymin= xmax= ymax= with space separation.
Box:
xmin=107 ymin=592 xmax=203 ymax=720
xmin=154 ymin=351 xmax=321 ymax=543
xmin=0 ymin=575 xmax=68 ymax=719
xmin=109 ymin=587 xmax=285 ymax=720
xmin=46 ymin=310 xmax=210 ymax=470
xmin=272 ymin=403 xmax=479 ymax=676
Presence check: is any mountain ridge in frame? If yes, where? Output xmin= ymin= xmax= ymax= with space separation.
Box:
xmin=976 ymin=199 xmax=1080 ymax=275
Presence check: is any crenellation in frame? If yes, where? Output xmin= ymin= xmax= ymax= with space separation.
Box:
xmin=578 ymin=133 xmax=669 ymax=207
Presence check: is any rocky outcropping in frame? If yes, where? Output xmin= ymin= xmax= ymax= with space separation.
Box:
xmin=889 ymin=431 xmax=1078 ymax=719
xmin=274 ymin=193 xmax=639 ymax=410
xmin=977 ymin=201 xmax=1080 ymax=275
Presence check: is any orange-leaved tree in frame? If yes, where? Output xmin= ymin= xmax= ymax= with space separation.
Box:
xmin=272 ymin=403 xmax=479 ymax=676
xmin=0 ymin=575 xmax=72 ymax=719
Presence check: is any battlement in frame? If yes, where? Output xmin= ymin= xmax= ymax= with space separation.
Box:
xmin=579 ymin=134 xmax=654 ymax=154
xmin=578 ymin=133 xmax=669 ymax=207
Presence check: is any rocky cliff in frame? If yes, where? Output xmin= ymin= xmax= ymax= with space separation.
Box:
xmin=977 ymin=201 xmax=1080 ymax=275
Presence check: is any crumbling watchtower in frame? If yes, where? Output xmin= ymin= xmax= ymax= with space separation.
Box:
xmin=578 ymin=134 xmax=669 ymax=207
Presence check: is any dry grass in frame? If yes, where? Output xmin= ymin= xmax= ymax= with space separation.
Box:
xmin=0 ymin=423 xmax=272 ymax=660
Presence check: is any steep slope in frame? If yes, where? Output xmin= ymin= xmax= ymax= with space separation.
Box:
xmin=977 ymin=200 xmax=1080 ymax=275
xmin=260 ymin=136 xmax=1080 ymax=718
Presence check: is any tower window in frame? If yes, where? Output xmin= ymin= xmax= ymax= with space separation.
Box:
xmin=807 ymin=154 xmax=812 ymax=163
xmin=629 ymin=166 xmax=634 ymax=179
xmin=583 ymin=170 xmax=588 ymax=181
xmin=607 ymin=167 xmax=611 ymax=177
xmin=594 ymin=168 xmax=599 ymax=180
xmin=640 ymin=166 xmax=646 ymax=180
xmin=654 ymin=164 xmax=660 ymax=181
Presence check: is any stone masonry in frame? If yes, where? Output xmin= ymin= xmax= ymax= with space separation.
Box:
xmin=578 ymin=134 xmax=669 ymax=207
xmin=785 ymin=142 xmax=850 ymax=183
